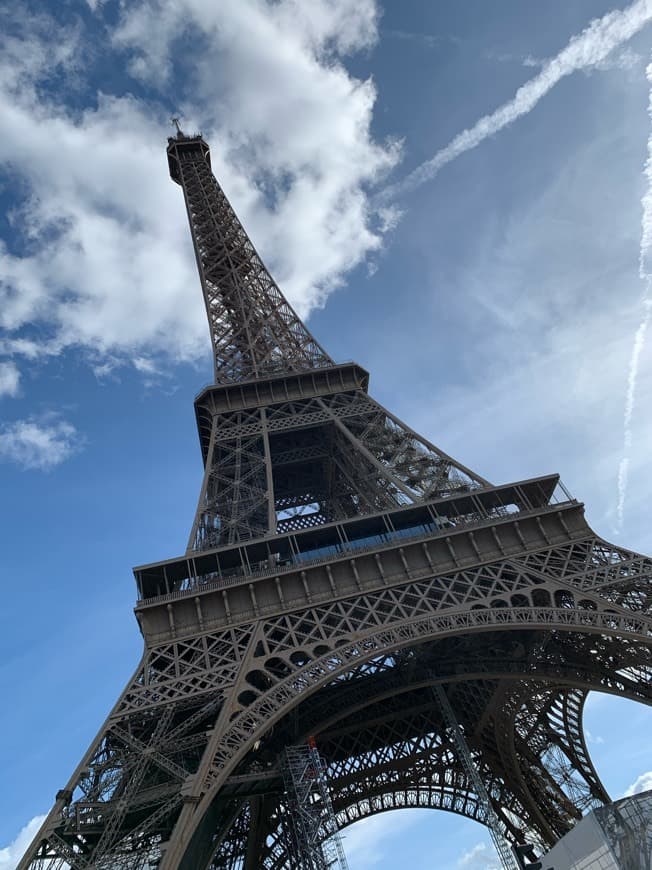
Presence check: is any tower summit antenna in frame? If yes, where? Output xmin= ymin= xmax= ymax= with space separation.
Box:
xmin=170 ymin=116 xmax=184 ymax=136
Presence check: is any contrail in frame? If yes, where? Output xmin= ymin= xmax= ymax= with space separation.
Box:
xmin=616 ymin=57 xmax=652 ymax=531
xmin=380 ymin=0 xmax=652 ymax=200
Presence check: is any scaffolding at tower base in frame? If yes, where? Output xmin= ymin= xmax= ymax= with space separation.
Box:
xmin=281 ymin=740 xmax=350 ymax=870
xmin=433 ymin=684 xmax=520 ymax=870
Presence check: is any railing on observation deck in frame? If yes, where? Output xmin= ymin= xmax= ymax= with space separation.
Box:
xmin=134 ymin=476 xmax=576 ymax=605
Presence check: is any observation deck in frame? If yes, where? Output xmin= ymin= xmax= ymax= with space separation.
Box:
xmin=133 ymin=475 xmax=585 ymax=644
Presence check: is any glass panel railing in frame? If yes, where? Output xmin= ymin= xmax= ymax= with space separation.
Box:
xmin=136 ymin=476 xmax=575 ymax=601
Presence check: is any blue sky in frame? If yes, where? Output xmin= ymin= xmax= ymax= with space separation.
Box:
xmin=1 ymin=1 xmax=652 ymax=867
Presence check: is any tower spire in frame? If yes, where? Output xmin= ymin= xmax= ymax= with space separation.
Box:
xmin=170 ymin=116 xmax=185 ymax=136
xmin=167 ymin=132 xmax=333 ymax=384
xmin=167 ymin=134 xmax=486 ymax=549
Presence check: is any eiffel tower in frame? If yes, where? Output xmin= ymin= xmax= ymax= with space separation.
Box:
xmin=20 ymin=128 xmax=651 ymax=870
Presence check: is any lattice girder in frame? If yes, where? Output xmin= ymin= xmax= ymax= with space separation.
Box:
xmin=200 ymin=669 xmax=644 ymax=866
xmin=225 ymin=641 xmax=648 ymax=865
xmin=161 ymin=543 xmax=650 ymax=866
xmin=168 ymin=134 xmax=333 ymax=384
xmin=188 ymin=387 xmax=488 ymax=550
xmin=21 ymin=525 xmax=652 ymax=869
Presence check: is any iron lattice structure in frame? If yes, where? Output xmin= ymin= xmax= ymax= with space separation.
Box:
xmin=19 ymin=131 xmax=652 ymax=870
xmin=432 ymin=684 xmax=517 ymax=869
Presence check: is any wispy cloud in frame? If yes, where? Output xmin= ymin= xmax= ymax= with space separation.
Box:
xmin=342 ymin=810 xmax=427 ymax=867
xmin=457 ymin=841 xmax=500 ymax=870
xmin=0 ymin=361 xmax=20 ymax=397
xmin=616 ymin=57 xmax=652 ymax=531
xmin=484 ymin=50 xmax=544 ymax=68
xmin=593 ymin=45 xmax=643 ymax=71
xmin=0 ymin=416 xmax=81 ymax=470
xmin=384 ymin=28 xmax=462 ymax=50
xmin=0 ymin=337 xmax=62 ymax=360
xmin=624 ymin=769 xmax=652 ymax=796
xmin=0 ymin=815 xmax=45 ymax=870
xmin=490 ymin=47 xmax=641 ymax=72
xmin=381 ymin=0 xmax=652 ymax=200
xmin=585 ymin=728 xmax=605 ymax=746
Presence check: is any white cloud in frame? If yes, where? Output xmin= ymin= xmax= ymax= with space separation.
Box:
xmin=502 ymin=47 xmax=642 ymax=72
xmin=0 ymin=338 xmax=60 ymax=359
xmin=0 ymin=1 xmax=399 ymax=377
xmin=342 ymin=810 xmax=426 ymax=867
xmin=386 ymin=28 xmax=461 ymax=50
xmin=0 ymin=361 xmax=20 ymax=397
xmin=594 ymin=46 xmax=643 ymax=71
xmin=624 ymin=770 xmax=652 ymax=796
xmin=382 ymin=0 xmax=652 ymax=199
xmin=417 ymin=292 xmax=651 ymax=540
xmin=457 ymin=841 xmax=499 ymax=870
xmin=393 ymin=91 xmax=652 ymax=550
xmin=616 ymin=58 xmax=652 ymax=529
xmin=0 ymin=417 xmax=81 ymax=470
xmin=0 ymin=12 xmax=84 ymax=92
xmin=132 ymin=356 xmax=159 ymax=375
xmin=0 ymin=815 xmax=46 ymax=870
xmin=113 ymin=0 xmax=400 ymax=313
xmin=115 ymin=0 xmax=380 ymax=81
xmin=585 ymin=729 xmax=605 ymax=746
xmin=0 ymin=88 xmax=211 ymax=363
